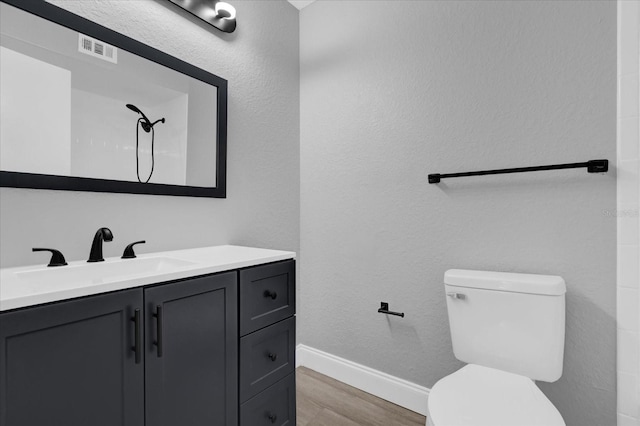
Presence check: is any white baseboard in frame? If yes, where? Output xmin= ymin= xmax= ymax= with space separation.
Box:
xmin=296 ymin=344 xmax=429 ymax=416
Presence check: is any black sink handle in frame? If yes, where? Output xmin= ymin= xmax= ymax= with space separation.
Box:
xmin=32 ymin=248 xmax=68 ymax=267
xmin=121 ymin=240 xmax=146 ymax=259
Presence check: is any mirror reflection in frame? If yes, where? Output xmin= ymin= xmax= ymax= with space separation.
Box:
xmin=0 ymin=2 xmax=219 ymax=188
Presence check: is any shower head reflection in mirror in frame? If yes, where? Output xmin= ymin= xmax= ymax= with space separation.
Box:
xmin=126 ymin=104 xmax=166 ymax=133
xmin=126 ymin=104 xmax=166 ymax=183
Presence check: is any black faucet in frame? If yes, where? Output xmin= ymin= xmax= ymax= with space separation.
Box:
xmin=88 ymin=227 xmax=113 ymax=262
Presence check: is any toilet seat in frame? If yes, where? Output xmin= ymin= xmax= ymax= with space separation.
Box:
xmin=427 ymin=364 xmax=566 ymax=426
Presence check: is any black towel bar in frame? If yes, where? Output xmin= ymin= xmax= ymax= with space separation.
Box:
xmin=428 ymin=159 xmax=608 ymax=184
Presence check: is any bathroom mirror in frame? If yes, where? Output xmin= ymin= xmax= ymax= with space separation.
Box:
xmin=0 ymin=0 xmax=227 ymax=197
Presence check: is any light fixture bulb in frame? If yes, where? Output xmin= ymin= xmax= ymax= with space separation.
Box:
xmin=215 ymin=2 xmax=236 ymax=20
xmin=168 ymin=0 xmax=237 ymax=33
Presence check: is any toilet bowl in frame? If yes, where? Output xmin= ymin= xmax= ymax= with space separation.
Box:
xmin=426 ymin=364 xmax=565 ymax=426
xmin=428 ymin=269 xmax=568 ymax=426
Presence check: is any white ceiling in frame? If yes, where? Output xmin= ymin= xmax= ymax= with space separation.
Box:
xmin=287 ymin=0 xmax=317 ymax=10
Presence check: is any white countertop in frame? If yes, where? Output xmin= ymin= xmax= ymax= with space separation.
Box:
xmin=0 ymin=245 xmax=296 ymax=312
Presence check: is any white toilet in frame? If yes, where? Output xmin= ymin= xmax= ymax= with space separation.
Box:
xmin=426 ymin=269 xmax=567 ymax=426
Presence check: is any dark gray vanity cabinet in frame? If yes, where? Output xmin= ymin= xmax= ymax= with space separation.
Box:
xmin=0 ymin=272 xmax=238 ymax=426
xmin=0 ymin=289 xmax=145 ymax=426
xmin=239 ymin=260 xmax=296 ymax=426
xmin=0 ymin=259 xmax=295 ymax=426
xmin=144 ymin=272 xmax=238 ymax=426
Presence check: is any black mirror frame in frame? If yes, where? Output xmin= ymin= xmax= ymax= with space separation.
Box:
xmin=0 ymin=0 xmax=227 ymax=198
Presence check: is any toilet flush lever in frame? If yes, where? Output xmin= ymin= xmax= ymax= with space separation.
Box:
xmin=447 ymin=292 xmax=466 ymax=300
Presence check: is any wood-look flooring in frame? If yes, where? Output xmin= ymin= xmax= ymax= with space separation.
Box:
xmin=296 ymin=367 xmax=427 ymax=426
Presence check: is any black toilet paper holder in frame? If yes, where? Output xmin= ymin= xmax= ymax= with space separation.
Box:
xmin=378 ymin=302 xmax=404 ymax=318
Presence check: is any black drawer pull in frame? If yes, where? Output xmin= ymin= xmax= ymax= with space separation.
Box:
xmin=131 ymin=309 xmax=141 ymax=364
xmin=153 ymin=305 xmax=163 ymax=357
xmin=264 ymin=290 xmax=278 ymax=300
xmin=268 ymin=352 xmax=278 ymax=362
xmin=267 ymin=412 xmax=278 ymax=423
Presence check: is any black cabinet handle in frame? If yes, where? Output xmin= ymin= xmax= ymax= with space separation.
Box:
xmin=131 ymin=309 xmax=141 ymax=364
xmin=32 ymin=248 xmax=67 ymax=267
xmin=122 ymin=240 xmax=146 ymax=259
xmin=263 ymin=290 xmax=278 ymax=300
xmin=268 ymin=352 xmax=278 ymax=362
xmin=153 ymin=305 xmax=163 ymax=357
xmin=267 ymin=412 xmax=277 ymax=423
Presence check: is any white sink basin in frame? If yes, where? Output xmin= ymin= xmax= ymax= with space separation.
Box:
xmin=16 ymin=256 xmax=197 ymax=287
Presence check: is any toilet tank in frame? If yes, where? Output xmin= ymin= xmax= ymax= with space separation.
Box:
xmin=444 ymin=269 xmax=566 ymax=382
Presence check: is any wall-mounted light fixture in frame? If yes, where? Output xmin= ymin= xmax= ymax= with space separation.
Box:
xmin=168 ymin=0 xmax=236 ymax=33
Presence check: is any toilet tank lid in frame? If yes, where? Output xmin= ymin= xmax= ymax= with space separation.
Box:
xmin=445 ymin=269 xmax=566 ymax=296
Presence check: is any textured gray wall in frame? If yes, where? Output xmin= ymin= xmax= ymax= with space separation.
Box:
xmin=0 ymin=0 xmax=299 ymax=267
xmin=299 ymin=2 xmax=616 ymax=425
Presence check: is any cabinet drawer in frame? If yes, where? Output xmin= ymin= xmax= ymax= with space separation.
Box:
xmin=239 ymin=260 xmax=295 ymax=336
xmin=240 ymin=373 xmax=296 ymax=426
xmin=240 ymin=317 xmax=295 ymax=402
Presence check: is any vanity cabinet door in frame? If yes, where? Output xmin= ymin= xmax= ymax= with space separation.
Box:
xmin=144 ymin=272 xmax=238 ymax=426
xmin=0 ymin=289 xmax=144 ymax=426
